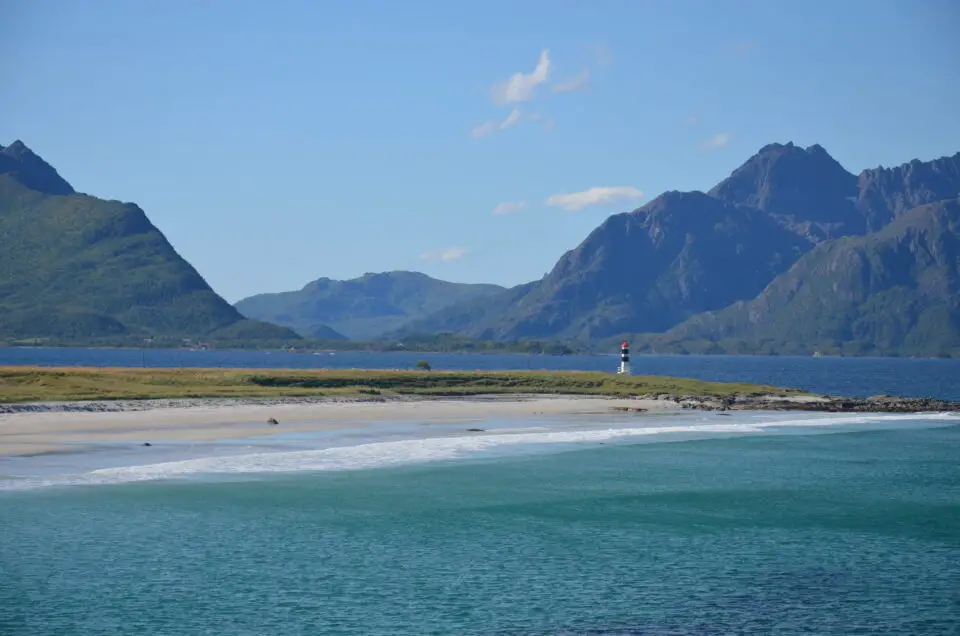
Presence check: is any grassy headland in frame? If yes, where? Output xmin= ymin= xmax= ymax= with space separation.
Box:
xmin=0 ymin=366 xmax=802 ymax=404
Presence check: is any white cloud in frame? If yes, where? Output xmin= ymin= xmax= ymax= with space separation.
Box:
xmin=470 ymin=121 xmax=496 ymax=138
xmin=686 ymin=115 xmax=699 ymax=125
xmin=552 ymin=68 xmax=590 ymax=93
xmin=697 ymin=132 xmax=732 ymax=151
xmin=500 ymin=108 xmax=521 ymax=128
xmin=420 ymin=247 xmax=469 ymax=262
xmin=470 ymin=108 xmax=523 ymax=138
xmin=545 ymin=186 xmax=644 ymax=212
xmin=491 ymin=201 xmax=525 ymax=215
xmin=491 ymin=49 xmax=550 ymax=105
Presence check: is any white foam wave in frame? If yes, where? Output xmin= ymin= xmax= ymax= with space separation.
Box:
xmin=3 ymin=412 xmax=957 ymax=491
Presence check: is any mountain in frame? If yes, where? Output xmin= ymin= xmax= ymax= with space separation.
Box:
xmin=653 ymin=199 xmax=960 ymax=356
xmin=707 ymin=142 xmax=862 ymax=241
xmin=406 ymin=143 xmax=960 ymax=353
xmin=406 ymin=191 xmax=811 ymax=340
xmin=0 ymin=140 xmax=75 ymax=196
xmin=0 ymin=140 xmax=298 ymax=342
xmin=706 ymin=143 xmax=960 ymax=240
xmin=388 ymin=281 xmax=539 ymax=339
xmin=234 ymin=271 xmax=506 ymax=340
xmin=856 ymin=152 xmax=960 ymax=232
xmin=307 ymin=324 xmax=349 ymax=341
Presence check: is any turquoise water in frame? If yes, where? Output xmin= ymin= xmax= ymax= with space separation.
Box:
xmin=2 ymin=419 xmax=958 ymax=635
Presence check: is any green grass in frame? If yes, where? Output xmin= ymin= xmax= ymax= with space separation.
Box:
xmin=0 ymin=366 xmax=806 ymax=404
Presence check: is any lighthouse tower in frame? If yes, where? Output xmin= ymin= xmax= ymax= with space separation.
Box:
xmin=617 ymin=340 xmax=631 ymax=375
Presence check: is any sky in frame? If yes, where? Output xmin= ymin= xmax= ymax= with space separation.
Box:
xmin=2 ymin=0 xmax=959 ymax=302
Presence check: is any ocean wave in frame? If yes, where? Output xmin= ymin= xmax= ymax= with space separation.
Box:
xmin=3 ymin=412 xmax=958 ymax=491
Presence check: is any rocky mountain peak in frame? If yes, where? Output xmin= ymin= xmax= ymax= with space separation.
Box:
xmin=0 ymin=140 xmax=75 ymax=195
xmin=856 ymin=152 xmax=960 ymax=231
xmin=707 ymin=141 xmax=861 ymax=240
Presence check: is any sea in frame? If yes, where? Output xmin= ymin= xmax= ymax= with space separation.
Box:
xmin=1 ymin=348 xmax=959 ymax=635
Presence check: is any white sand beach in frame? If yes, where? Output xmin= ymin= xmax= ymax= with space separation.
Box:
xmin=0 ymin=396 xmax=674 ymax=457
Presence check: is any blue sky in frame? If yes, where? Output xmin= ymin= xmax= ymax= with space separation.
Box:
xmin=2 ymin=0 xmax=959 ymax=302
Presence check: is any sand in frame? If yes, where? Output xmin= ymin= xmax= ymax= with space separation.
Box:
xmin=0 ymin=396 xmax=675 ymax=457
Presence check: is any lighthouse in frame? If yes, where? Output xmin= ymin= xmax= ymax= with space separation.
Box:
xmin=617 ymin=340 xmax=631 ymax=375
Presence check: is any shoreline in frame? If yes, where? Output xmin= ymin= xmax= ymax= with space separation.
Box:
xmin=4 ymin=344 xmax=959 ymax=359
xmin=0 ymin=395 xmax=676 ymax=457
xmin=2 ymin=367 xmax=957 ymax=459
xmin=2 ymin=392 xmax=958 ymax=459
xmin=2 ymin=390 xmax=957 ymax=415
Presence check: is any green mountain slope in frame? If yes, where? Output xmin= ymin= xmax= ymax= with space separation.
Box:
xmin=386 ymin=281 xmax=538 ymax=339
xmin=234 ymin=271 xmax=505 ymax=340
xmin=653 ymin=199 xmax=960 ymax=356
xmin=307 ymin=324 xmax=349 ymax=340
xmin=0 ymin=140 xmax=298 ymax=342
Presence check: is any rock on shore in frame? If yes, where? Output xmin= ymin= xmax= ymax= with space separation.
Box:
xmin=661 ymin=394 xmax=960 ymax=413
xmin=0 ymin=393 xmax=956 ymax=416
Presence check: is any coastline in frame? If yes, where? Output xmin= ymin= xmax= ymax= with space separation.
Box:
xmin=2 ymin=390 xmax=958 ymax=458
xmin=2 ymin=367 xmax=957 ymax=459
xmin=0 ymin=395 xmax=675 ymax=457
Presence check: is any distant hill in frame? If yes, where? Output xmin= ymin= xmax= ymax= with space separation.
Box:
xmin=405 ymin=143 xmax=960 ymax=356
xmin=234 ymin=271 xmax=505 ymax=340
xmin=387 ymin=281 xmax=538 ymax=339
xmin=0 ymin=140 xmax=298 ymax=342
xmin=651 ymin=199 xmax=960 ymax=356
xmin=307 ymin=324 xmax=349 ymax=341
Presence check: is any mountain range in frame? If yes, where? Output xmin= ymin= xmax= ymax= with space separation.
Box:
xmin=392 ymin=142 xmax=960 ymax=356
xmin=234 ymin=272 xmax=504 ymax=340
xmin=5 ymin=138 xmax=959 ymax=356
xmin=650 ymin=198 xmax=960 ymax=356
xmin=0 ymin=141 xmax=297 ymax=343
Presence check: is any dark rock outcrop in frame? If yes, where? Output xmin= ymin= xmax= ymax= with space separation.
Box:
xmin=644 ymin=393 xmax=960 ymax=413
xmin=0 ymin=140 xmax=75 ymax=196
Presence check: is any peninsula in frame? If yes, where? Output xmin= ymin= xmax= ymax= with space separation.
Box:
xmin=1 ymin=367 xmax=957 ymax=457
xmin=2 ymin=367 xmax=956 ymax=413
